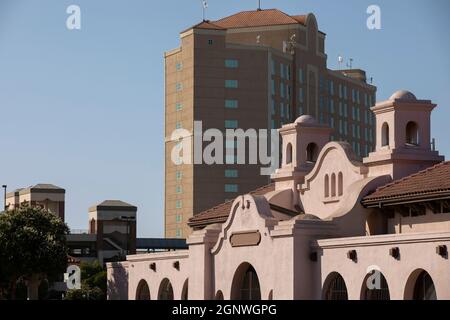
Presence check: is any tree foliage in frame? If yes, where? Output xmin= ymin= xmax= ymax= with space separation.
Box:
xmin=0 ymin=204 xmax=69 ymax=299
xmin=64 ymin=261 xmax=106 ymax=300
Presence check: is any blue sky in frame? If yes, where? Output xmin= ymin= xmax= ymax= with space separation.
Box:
xmin=0 ymin=0 xmax=449 ymax=237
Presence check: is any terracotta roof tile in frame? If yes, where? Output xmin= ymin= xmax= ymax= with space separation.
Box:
xmin=362 ymin=161 xmax=450 ymax=204
xmin=188 ymin=183 xmax=275 ymax=228
xmin=213 ymin=9 xmax=305 ymax=29
xmin=291 ymin=15 xmax=307 ymax=24
xmin=193 ymin=21 xmax=225 ymax=30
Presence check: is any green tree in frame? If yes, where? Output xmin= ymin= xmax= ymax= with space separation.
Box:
xmin=64 ymin=261 xmax=106 ymax=300
xmin=0 ymin=204 xmax=69 ymax=300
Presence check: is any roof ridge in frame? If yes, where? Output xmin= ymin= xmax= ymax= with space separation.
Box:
xmin=190 ymin=183 xmax=275 ymax=221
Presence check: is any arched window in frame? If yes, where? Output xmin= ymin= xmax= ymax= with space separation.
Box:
xmin=306 ymin=143 xmax=319 ymax=163
xmin=381 ymin=123 xmax=389 ymax=147
xmin=338 ymin=172 xmax=343 ymax=196
xmin=331 ymin=173 xmax=336 ymax=197
xmin=241 ymin=266 xmax=261 ymax=300
xmin=158 ymin=278 xmax=174 ymax=300
xmin=215 ymin=290 xmax=224 ymax=300
xmin=181 ymin=279 xmax=189 ymax=300
xmin=38 ymin=279 xmax=50 ymax=300
xmin=136 ymin=279 xmax=151 ymax=300
xmin=361 ymin=271 xmax=390 ymax=300
xmin=323 ymin=272 xmax=348 ymax=300
xmin=406 ymin=121 xmax=419 ymax=146
xmin=286 ymin=143 xmax=293 ymax=165
xmin=404 ymin=269 xmax=437 ymax=300
xmin=324 ymin=175 xmax=330 ymax=198
xmin=89 ymin=219 xmax=96 ymax=234
xmin=413 ymin=271 xmax=436 ymax=300
xmin=231 ymin=263 xmax=261 ymax=300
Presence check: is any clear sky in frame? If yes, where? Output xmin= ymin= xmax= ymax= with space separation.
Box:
xmin=0 ymin=0 xmax=449 ymax=237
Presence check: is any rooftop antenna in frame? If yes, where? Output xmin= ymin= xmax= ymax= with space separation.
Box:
xmin=288 ymin=33 xmax=296 ymax=54
xmin=346 ymin=58 xmax=353 ymax=69
xmin=258 ymin=0 xmax=262 ymax=11
xmin=202 ymin=0 xmax=208 ymax=21
xmin=338 ymin=55 xmax=344 ymax=70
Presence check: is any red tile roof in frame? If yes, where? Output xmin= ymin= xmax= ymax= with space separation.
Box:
xmin=188 ymin=184 xmax=276 ymax=228
xmin=362 ymin=161 xmax=450 ymax=205
xmin=187 ymin=9 xmax=308 ymax=32
xmin=213 ymin=9 xmax=307 ymax=29
xmin=192 ymin=20 xmax=225 ymax=30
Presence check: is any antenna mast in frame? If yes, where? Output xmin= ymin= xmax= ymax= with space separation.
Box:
xmin=258 ymin=0 xmax=262 ymax=11
xmin=202 ymin=1 xmax=208 ymax=21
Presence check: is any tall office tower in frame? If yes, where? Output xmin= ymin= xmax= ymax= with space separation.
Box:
xmin=165 ymin=9 xmax=377 ymax=238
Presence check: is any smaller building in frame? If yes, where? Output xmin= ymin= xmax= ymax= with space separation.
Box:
xmin=67 ymin=200 xmax=138 ymax=264
xmin=5 ymin=183 xmax=65 ymax=220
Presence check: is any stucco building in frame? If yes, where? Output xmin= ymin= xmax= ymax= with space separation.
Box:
xmin=165 ymin=9 xmax=377 ymax=238
xmin=108 ymin=90 xmax=449 ymax=300
xmin=5 ymin=183 xmax=66 ymax=220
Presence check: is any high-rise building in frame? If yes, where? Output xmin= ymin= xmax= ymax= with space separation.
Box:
xmin=164 ymin=9 xmax=377 ymax=238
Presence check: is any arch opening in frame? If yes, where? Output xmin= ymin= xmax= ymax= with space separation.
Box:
xmin=381 ymin=122 xmax=389 ymax=147
xmin=331 ymin=173 xmax=336 ymax=197
xmin=306 ymin=143 xmax=319 ymax=163
xmin=158 ymin=278 xmax=174 ymax=300
xmin=406 ymin=121 xmax=419 ymax=146
xmin=136 ymin=279 xmax=151 ymax=300
xmin=323 ymin=272 xmax=348 ymax=300
xmin=181 ymin=279 xmax=189 ymax=300
xmin=231 ymin=263 xmax=261 ymax=300
xmin=286 ymin=143 xmax=293 ymax=165
xmin=324 ymin=174 xmax=330 ymax=198
xmin=404 ymin=269 xmax=437 ymax=300
xmin=338 ymin=172 xmax=343 ymax=196
xmin=215 ymin=290 xmax=224 ymax=300
xmin=361 ymin=271 xmax=390 ymax=300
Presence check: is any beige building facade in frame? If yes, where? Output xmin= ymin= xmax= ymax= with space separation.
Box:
xmin=165 ymin=9 xmax=377 ymax=238
xmin=5 ymin=183 xmax=65 ymax=220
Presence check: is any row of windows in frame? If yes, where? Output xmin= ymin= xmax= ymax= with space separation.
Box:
xmin=225 ymin=169 xmax=238 ymax=178
xmin=324 ymin=270 xmax=437 ymax=300
xmin=225 ymin=99 xmax=238 ymax=109
xmin=271 ymin=61 xmax=292 ymax=80
xmin=225 ymin=59 xmax=239 ymax=68
xmin=225 ymin=80 xmax=238 ymax=88
xmin=176 ymin=99 xmax=239 ymax=112
xmin=324 ymin=172 xmax=343 ymax=198
xmin=225 ymin=184 xmax=238 ymax=193
xmin=177 ymin=184 xmax=238 ymax=199
xmin=177 ymin=80 xmax=240 ymax=91
xmin=225 ymin=120 xmax=238 ymax=129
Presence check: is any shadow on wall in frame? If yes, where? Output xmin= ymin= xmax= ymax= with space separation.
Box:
xmin=107 ymin=263 xmax=128 ymax=300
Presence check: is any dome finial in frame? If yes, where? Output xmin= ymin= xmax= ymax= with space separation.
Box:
xmin=389 ymin=90 xmax=417 ymax=101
